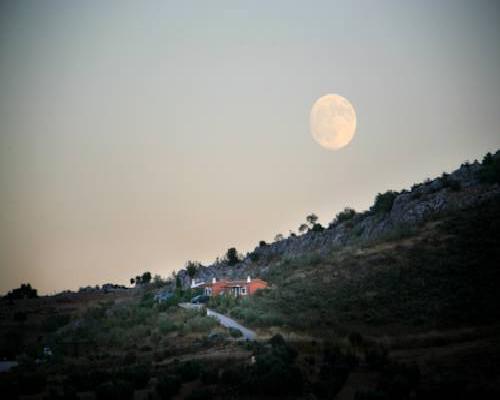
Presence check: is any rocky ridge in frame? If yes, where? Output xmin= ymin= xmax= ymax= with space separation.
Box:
xmin=178 ymin=151 xmax=500 ymax=288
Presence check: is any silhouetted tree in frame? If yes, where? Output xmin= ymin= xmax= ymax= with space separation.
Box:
xmin=259 ymin=240 xmax=267 ymax=247
xmin=185 ymin=261 xmax=200 ymax=280
xmin=371 ymin=191 xmax=398 ymax=214
xmin=226 ymin=248 xmax=240 ymax=266
xmin=311 ymin=223 xmax=324 ymax=232
xmin=130 ymin=278 xmax=135 ymax=286
xmin=141 ymin=271 xmax=152 ymax=284
xmin=306 ymin=213 xmax=318 ymax=227
xmin=336 ymin=207 xmax=356 ymax=224
xmin=274 ymin=234 xmax=284 ymax=242
xmin=298 ymin=223 xmax=309 ymax=234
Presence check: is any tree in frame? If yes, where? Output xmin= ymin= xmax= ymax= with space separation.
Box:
xmin=185 ymin=261 xmax=200 ymax=280
xmin=311 ymin=223 xmax=324 ymax=232
xmin=259 ymin=240 xmax=267 ymax=247
xmin=274 ymin=234 xmax=284 ymax=242
xmin=153 ymin=274 xmax=164 ymax=287
xmin=371 ymin=191 xmax=398 ymax=214
xmin=226 ymin=248 xmax=240 ymax=266
xmin=141 ymin=271 xmax=152 ymax=284
xmin=306 ymin=213 xmax=318 ymax=227
xmin=135 ymin=275 xmax=142 ymax=285
xmin=130 ymin=278 xmax=135 ymax=286
xmin=336 ymin=207 xmax=356 ymax=224
xmin=298 ymin=223 xmax=309 ymax=234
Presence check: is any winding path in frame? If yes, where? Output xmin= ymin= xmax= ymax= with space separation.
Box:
xmin=206 ymin=308 xmax=256 ymax=340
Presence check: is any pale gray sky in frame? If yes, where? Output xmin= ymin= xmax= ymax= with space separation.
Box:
xmin=1 ymin=0 xmax=499 ymax=294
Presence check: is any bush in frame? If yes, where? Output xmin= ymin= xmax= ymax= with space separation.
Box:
xmin=336 ymin=207 xmax=357 ymax=224
xmin=248 ymin=252 xmax=259 ymax=262
xmin=159 ymin=318 xmax=178 ymax=334
xmin=311 ymin=223 xmax=324 ymax=232
xmin=479 ymin=151 xmax=500 ymax=183
xmin=371 ymin=191 xmax=398 ymax=214
xmin=186 ymin=316 xmax=218 ymax=332
xmin=229 ymin=327 xmax=243 ymax=338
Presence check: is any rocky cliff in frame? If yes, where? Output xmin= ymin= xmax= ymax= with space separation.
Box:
xmin=178 ymin=151 xmax=500 ymax=288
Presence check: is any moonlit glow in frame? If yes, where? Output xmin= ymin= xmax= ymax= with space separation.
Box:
xmin=310 ymin=94 xmax=357 ymax=150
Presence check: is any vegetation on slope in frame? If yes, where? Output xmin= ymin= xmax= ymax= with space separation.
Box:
xmin=218 ymin=197 xmax=500 ymax=333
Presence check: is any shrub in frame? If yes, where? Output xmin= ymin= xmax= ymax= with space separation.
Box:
xmin=440 ymin=172 xmax=461 ymax=191
xmin=159 ymin=318 xmax=178 ymax=334
xmin=248 ymin=252 xmax=259 ymax=262
xmin=336 ymin=207 xmax=357 ymax=224
xmin=186 ymin=316 xmax=218 ymax=332
xmin=311 ymin=223 xmax=324 ymax=232
xmin=140 ymin=292 xmax=155 ymax=308
xmin=229 ymin=327 xmax=243 ymax=338
xmin=371 ymin=191 xmax=398 ymax=214
xmin=479 ymin=151 xmax=500 ymax=183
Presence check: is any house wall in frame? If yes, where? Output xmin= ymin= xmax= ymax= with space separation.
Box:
xmin=247 ymin=280 xmax=268 ymax=295
xmin=203 ymin=279 xmax=268 ymax=296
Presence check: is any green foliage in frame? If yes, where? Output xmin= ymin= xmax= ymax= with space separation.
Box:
xmin=185 ymin=315 xmax=218 ymax=332
xmin=274 ymin=233 xmax=284 ymax=241
xmin=306 ymin=213 xmax=318 ymax=226
xmin=226 ymin=247 xmax=240 ymax=266
xmin=185 ymin=260 xmax=200 ymax=279
xmin=379 ymin=191 xmax=399 ymax=212
xmin=140 ymin=292 xmax=155 ymax=308
xmin=248 ymin=251 xmax=259 ymax=262
xmin=228 ymin=327 xmax=243 ymax=338
xmin=141 ymin=271 xmax=152 ymax=284
xmin=440 ymin=172 xmax=461 ymax=192
xmin=479 ymin=151 xmax=500 ymax=183
xmin=298 ymin=223 xmax=309 ymax=234
xmin=311 ymin=223 xmax=324 ymax=232
xmin=371 ymin=191 xmax=398 ymax=214
xmin=336 ymin=207 xmax=357 ymax=224
xmin=159 ymin=318 xmax=177 ymax=334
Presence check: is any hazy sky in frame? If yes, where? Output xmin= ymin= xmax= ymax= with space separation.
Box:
xmin=1 ymin=1 xmax=499 ymax=294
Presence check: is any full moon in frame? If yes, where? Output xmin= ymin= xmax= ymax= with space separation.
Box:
xmin=310 ymin=94 xmax=357 ymax=150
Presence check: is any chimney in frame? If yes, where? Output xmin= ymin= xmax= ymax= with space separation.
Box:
xmin=212 ymin=277 xmax=216 ymax=284
xmin=247 ymin=276 xmax=251 ymax=283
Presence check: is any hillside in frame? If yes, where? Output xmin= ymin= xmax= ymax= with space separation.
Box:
xmin=184 ymin=151 xmax=500 ymax=306
xmin=1 ymin=150 xmax=499 ymax=400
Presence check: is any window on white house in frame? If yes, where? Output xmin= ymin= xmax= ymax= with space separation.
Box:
xmin=241 ymin=287 xmax=247 ymax=295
